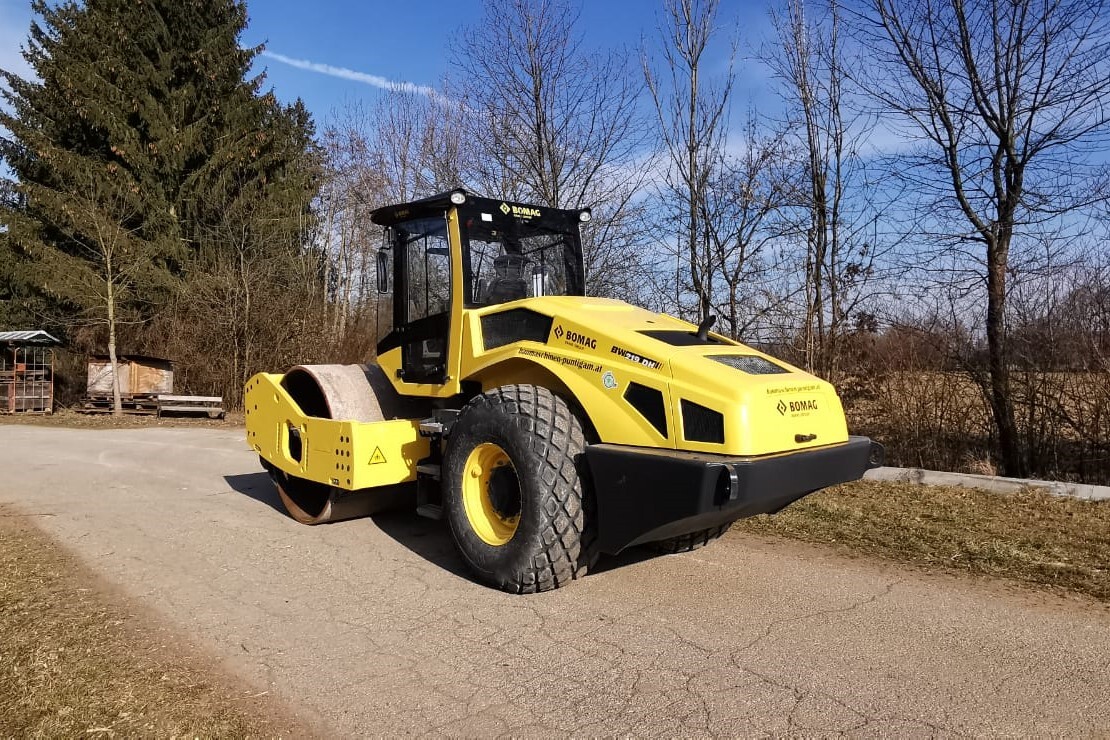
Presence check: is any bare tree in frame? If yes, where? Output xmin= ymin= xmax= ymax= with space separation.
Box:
xmin=370 ymin=88 xmax=469 ymax=203
xmin=703 ymin=111 xmax=793 ymax=339
xmin=25 ymin=165 xmax=161 ymax=415
xmin=768 ymin=0 xmax=882 ymax=380
xmin=453 ymin=0 xmax=650 ymax=298
xmin=643 ymin=0 xmax=735 ymax=322
xmin=857 ymin=0 xmax=1110 ymax=475
xmin=318 ymin=102 xmax=387 ymax=345
xmin=315 ymin=91 xmax=471 ymax=355
xmin=137 ymin=161 xmax=327 ymax=407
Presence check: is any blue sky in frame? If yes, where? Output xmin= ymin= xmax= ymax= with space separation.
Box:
xmin=0 ymin=0 xmax=778 ymax=130
xmin=239 ymin=1 xmax=777 ymax=123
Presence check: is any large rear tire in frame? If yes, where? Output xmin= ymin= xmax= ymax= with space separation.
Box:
xmin=443 ymin=384 xmax=597 ymax=593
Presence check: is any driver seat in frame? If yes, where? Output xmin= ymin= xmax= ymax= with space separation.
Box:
xmin=482 ymin=254 xmax=530 ymax=304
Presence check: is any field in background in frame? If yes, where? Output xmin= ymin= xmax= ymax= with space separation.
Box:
xmin=843 ymin=370 xmax=1110 ymax=485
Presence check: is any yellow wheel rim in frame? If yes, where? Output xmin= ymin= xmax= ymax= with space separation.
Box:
xmin=462 ymin=442 xmax=521 ymax=546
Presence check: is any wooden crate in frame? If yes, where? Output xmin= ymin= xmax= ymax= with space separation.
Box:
xmin=87 ymin=356 xmax=173 ymax=397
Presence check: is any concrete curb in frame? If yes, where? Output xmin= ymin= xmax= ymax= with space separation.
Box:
xmin=863 ymin=466 xmax=1110 ymax=501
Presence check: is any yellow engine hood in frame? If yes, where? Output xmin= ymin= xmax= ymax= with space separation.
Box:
xmin=461 ymin=296 xmax=851 ymax=457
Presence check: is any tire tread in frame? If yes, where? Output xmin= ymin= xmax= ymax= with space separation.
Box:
xmin=449 ymin=384 xmax=597 ymax=593
xmin=651 ymin=523 xmax=730 ymax=554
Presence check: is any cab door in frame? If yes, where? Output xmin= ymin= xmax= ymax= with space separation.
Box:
xmin=392 ymin=216 xmax=452 ymax=384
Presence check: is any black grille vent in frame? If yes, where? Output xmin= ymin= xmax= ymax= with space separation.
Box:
xmin=624 ymin=382 xmax=668 ymax=438
xmin=681 ymin=400 xmax=724 ymax=444
xmin=640 ymin=329 xmax=726 ymax=346
xmin=481 ymin=309 xmax=554 ymax=350
xmin=711 ymin=354 xmax=788 ymax=375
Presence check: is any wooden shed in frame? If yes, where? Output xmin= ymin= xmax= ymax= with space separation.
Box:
xmin=84 ymin=355 xmax=174 ymax=413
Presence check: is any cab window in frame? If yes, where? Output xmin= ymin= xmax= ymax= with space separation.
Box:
xmin=397 ymin=217 xmax=451 ymax=322
xmin=461 ymin=216 xmax=581 ymax=308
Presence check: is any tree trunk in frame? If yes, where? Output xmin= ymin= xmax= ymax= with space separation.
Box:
xmin=240 ymin=247 xmax=252 ymax=402
xmin=986 ymin=238 xmax=1024 ymax=476
xmin=688 ymin=58 xmax=704 ymax=322
xmin=106 ymin=280 xmax=123 ymax=417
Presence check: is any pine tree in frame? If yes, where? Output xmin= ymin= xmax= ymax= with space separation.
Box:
xmin=0 ymin=0 xmax=317 ymax=413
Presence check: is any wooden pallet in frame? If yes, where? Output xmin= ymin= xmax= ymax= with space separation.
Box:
xmin=80 ymin=395 xmax=159 ymax=415
xmin=156 ymin=394 xmax=224 ymax=419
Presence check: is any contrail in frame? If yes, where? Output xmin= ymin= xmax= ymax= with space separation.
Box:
xmin=260 ymin=50 xmax=440 ymax=98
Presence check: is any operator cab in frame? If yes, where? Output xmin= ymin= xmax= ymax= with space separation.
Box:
xmin=371 ymin=189 xmax=589 ymax=389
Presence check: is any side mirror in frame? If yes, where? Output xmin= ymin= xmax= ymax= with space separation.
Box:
xmin=376 ymin=244 xmax=392 ymax=295
xmin=377 ymin=228 xmax=393 ymax=294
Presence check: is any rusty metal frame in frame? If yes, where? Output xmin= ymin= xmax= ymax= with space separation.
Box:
xmin=0 ymin=344 xmax=55 ymax=414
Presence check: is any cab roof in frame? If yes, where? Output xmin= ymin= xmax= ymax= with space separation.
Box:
xmin=369 ymin=189 xmax=585 ymax=227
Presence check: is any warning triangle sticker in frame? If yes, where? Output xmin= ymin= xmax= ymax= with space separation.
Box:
xmin=369 ymin=447 xmax=387 ymax=465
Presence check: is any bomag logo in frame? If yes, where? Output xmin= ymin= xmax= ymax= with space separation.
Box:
xmin=778 ymin=399 xmax=818 ymax=415
xmin=562 ymin=329 xmax=597 ymax=350
xmin=500 ymin=202 xmax=541 ymax=219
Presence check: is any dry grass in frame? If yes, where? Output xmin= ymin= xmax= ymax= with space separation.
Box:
xmin=736 ymin=480 xmax=1110 ymax=602
xmin=0 ymin=508 xmax=307 ymax=738
xmin=0 ymin=407 xmax=244 ymax=430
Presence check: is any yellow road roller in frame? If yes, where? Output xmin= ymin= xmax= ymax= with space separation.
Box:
xmin=245 ymin=190 xmax=883 ymax=593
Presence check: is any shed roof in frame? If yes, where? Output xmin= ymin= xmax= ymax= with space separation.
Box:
xmin=0 ymin=330 xmax=61 ymax=346
xmin=89 ymin=354 xmax=173 ymax=365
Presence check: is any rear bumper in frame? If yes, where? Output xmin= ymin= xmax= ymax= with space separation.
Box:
xmin=586 ymin=436 xmax=883 ymax=554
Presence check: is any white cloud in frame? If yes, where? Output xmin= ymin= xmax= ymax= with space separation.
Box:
xmin=260 ymin=50 xmax=442 ymax=100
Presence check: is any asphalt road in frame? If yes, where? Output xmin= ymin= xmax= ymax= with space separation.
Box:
xmin=2 ymin=424 xmax=1108 ymax=736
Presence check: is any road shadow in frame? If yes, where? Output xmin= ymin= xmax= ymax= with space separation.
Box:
xmin=222 ymin=470 xmax=472 ymax=578
xmin=222 ymin=470 xmax=658 ymax=585
xmin=589 ymin=546 xmax=657 ymax=574
xmin=373 ymin=509 xmax=659 ymax=583
xmin=222 ymin=471 xmax=286 ymax=516
xmin=371 ymin=511 xmax=473 ymax=579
